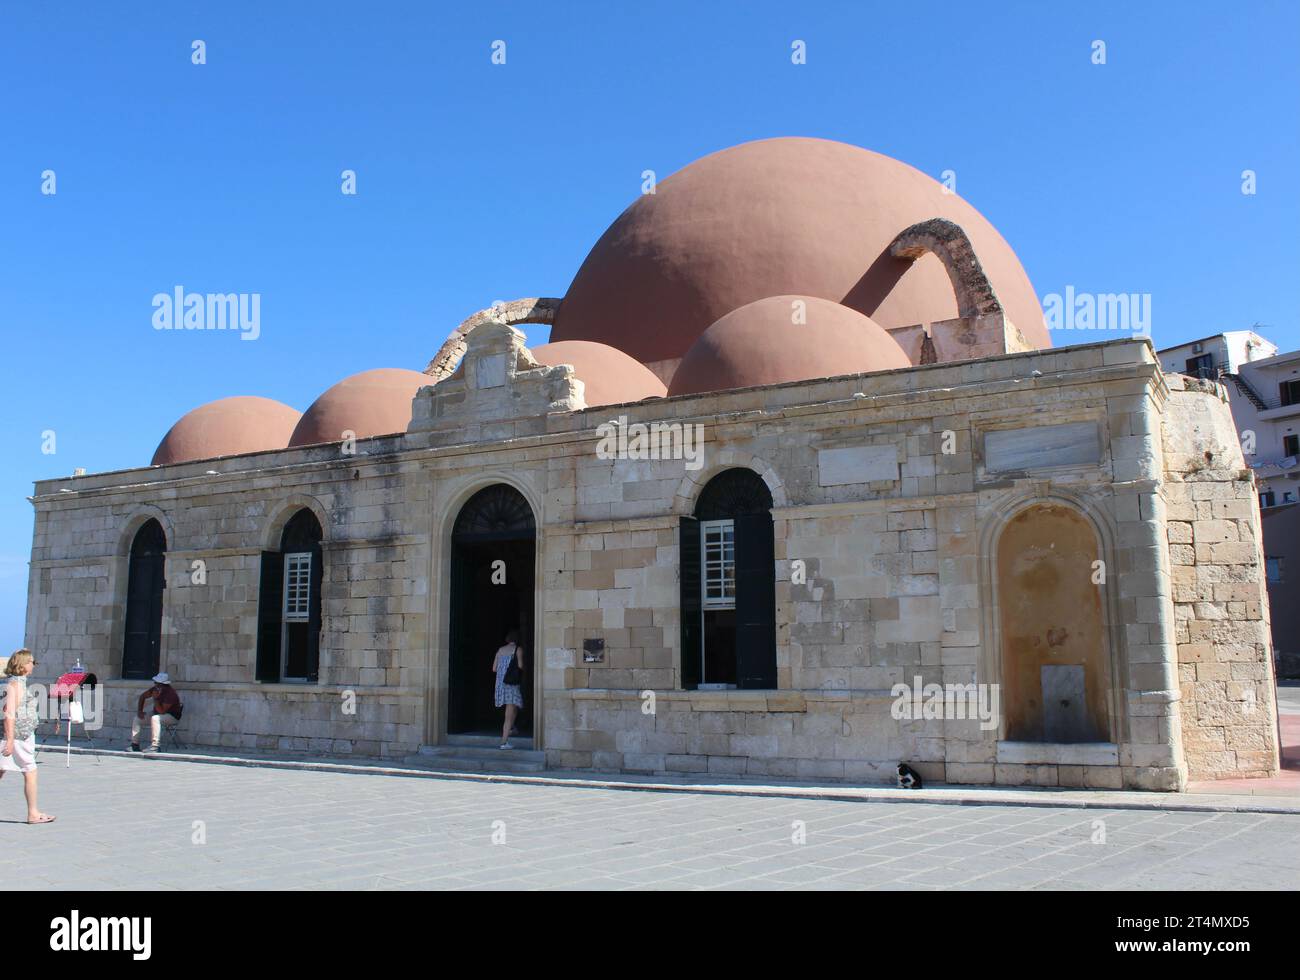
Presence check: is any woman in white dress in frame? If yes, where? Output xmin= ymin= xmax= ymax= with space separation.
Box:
xmin=1 ymin=650 xmax=55 ymax=824
xmin=493 ymin=629 xmax=524 ymax=749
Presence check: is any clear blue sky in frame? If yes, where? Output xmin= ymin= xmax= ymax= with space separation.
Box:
xmin=2 ymin=1 xmax=1297 ymax=644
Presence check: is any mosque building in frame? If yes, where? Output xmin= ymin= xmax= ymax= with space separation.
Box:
xmin=25 ymin=138 xmax=1279 ymax=789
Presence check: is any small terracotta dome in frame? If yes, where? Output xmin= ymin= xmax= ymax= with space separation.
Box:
xmin=553 ymin=137 xmax=1048 ymax=366
xmin=288 ymin=368 xmax=431 ymax=448
xmin=152 ymin=396 xmax=302 ymax=466
xmin=529 ymin=340 xmax=667 ymax=407
xmin=667 ymin=295 xmax=911 ymax=397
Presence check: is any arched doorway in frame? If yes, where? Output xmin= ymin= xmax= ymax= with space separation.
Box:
xmin=123 ymin=519 xmax=166 ymax=679
xmin=680 ymin=468 xmax=776 ymax=690
xmin=448 ymin=485 xmax=536 ymax=736
xmin=997 ymin=503 xmax=1111 ymax=742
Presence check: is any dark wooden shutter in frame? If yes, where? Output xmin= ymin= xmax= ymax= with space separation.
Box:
xmin=123 ymin=550 xmax=164 ymax=680
xmin=147 ymin=555 xmax=165 ymax=677
xmin=306 ymin=545 xmax=323 ymax=682
xmin=255 ymin=551 xmax=283 ymax=683
xmin=679 ymin=517 xmax=701 ymax=690
xmin=734 ymin=512 xmax=777 ymax=689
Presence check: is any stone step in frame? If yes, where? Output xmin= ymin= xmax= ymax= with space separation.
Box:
xmin=404 ymin=754 xmax=547 ymax=775
xmin=405 ymin=738 xmax=545 ymax=774
xmin=442 ymin=733 xmax=536 ymax=750
xmin=418 ymin=745 xmax=545 ymax=764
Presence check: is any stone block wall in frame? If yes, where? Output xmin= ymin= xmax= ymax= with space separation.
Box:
xmin=24 ymin=338 xmax=1280 ymax=787
xmin=545 ymin=521 xmax=679 ymax=693
xmin=25 ymin=438 xmax=429 ymax=760
xmin=1162 ymin=375 xmax=1279 ymax=779
xmin=534 ymin=339 xmax=1242 ymax=789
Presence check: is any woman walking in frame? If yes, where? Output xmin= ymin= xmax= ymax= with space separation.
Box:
xmin=492 ymin=629 xmax=524 ymax=749
xmin=1 ymin=650 xmax=55 ymax=824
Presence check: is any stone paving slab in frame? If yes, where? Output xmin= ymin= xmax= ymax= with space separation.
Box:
xmin=38 ymin=744 xmax=1300 ymax=816
xmin=3 ymin=753 xmax=1298 ymax=890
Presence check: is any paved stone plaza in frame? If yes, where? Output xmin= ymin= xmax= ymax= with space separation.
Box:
xmin=2 ymin=755 xmax=1297 ymax=890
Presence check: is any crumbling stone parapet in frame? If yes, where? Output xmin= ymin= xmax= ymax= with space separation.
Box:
xmin=888 ymin=218 xmax=1002 ymax=319
xmin=410 ymin=321 xmax=585 ymax=440
xmin=885 ymin=219 xmax=1033 ymax=362
xmin=424 ymin=297 xmax=561 ymax=380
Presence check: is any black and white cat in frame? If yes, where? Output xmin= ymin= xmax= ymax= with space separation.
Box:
xmin=896 ymin=762 xmax=923 ymax=790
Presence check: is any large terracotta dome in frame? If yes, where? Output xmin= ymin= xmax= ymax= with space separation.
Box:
xmin=152 ymin=396 xmax=302 ymax=466
xmin=288 ymin=368 xmax=430 ymax=448
xmin=668 ymin=295 xmax=910 ymax=397
xmin=552 ymin=137 xmax=1048 ymax=366
xmin=529 ymin=341 xmax=666 ymax=407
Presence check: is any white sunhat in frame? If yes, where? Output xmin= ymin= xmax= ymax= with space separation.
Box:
xmin=152 ymin=672 xmax=170 ymax=684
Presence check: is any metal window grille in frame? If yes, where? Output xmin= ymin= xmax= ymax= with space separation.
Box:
xmin=283 ymin=553 xmax=312 ymax=622
xmin=701 ymin=520 xmax=735 ymax=609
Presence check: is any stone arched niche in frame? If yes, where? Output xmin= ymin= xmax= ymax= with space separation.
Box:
xmin=997 ymin=503 xmax=1110 ymax=742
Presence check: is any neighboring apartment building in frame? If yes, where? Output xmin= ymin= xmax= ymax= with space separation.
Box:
xmin=1159 ymin=331 xmax=1300 ymax=677
xmin=1158 ymin=331 xmax=1300 ymax=506
xmin=1262 ymin=504 xmax=1300 ymax=678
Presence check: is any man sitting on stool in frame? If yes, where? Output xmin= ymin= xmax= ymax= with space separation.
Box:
xmin=131 ymin=672 xmax=183 ymax=753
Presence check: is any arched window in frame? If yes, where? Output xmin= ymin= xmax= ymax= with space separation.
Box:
xmin=997 ymin=503 xmax=1111 ymax=742
xmin=680 ymin=469 xmax=776 ymax=690
xmin=452 ymin=483 xmax=536 ymax=540
xmin=256 ymin=509 xmax=323 ymax=683
xmin=123 ymin=519 xmax=167 ymax=679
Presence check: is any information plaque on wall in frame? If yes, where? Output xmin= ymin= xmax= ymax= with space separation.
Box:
xmin=582 ymin=639 xmax=605 ymax=663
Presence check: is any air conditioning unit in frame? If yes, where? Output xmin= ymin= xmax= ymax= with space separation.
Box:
xmin=1192 ymin=342 xmax=1204 ymax=354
